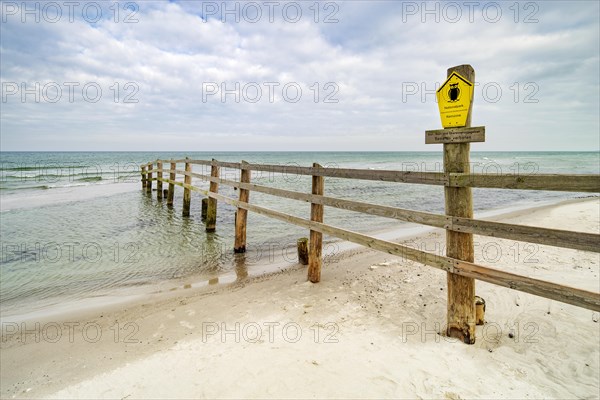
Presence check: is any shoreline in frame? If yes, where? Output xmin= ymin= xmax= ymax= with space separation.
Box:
xmin=1 ymin=195 xmax=597 ymax=325
xmin=1 ymin=197 xmax=598 ymax=398
xmin=0 ymin=182 xmax=140 ymax=212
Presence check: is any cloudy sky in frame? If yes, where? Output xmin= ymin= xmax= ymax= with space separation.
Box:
xmin=1 ymin=0 xmax=598 ymax=151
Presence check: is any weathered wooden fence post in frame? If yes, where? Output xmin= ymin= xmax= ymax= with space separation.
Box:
xmin=297 ymin=237 xmax=309 ymax=265
xmin=146 ymin=163 xmax=153 ymax=194
xmin=141 ymin=166 xmax=147 ymax=189
xmin=424 ymin=64 xmax=484 ymax=343
xmin=308 ymin=163 xmax=324 ymax=283
xmin=167 ymin=161 xmax=176 ymax=206
xmin=182 ymin=159 xmax=192 ymax=217
xmin=201 ymin=198 xmax=208 ymax=219
xmin=475 ymin=296 xmax=485 ymax=325
xmin=443 ymin=64 xmax=476 ymax=344
xmin=206 ymin=159 xmax=220 ymax=232
xmin=156 ymin=161 xmax=163 ymax=200
xmin=234 ymin=161 xmax=251 ymax=252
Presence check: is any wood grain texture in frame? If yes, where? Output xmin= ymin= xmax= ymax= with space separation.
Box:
xmin=450 ymin=173 xmax=600 ymax=192
xmin=182 ymin=161 xmax=192 ymax=217
xmin=164 ymin=158 xmax=599 ymax=192
xmin=146 ymin=163 xmax=153 ymax=194
xmin=167 ymin=162 xmax=176 ymax=206
xmin=141 ymin=166 xmax=147 ymax=188
xmin=180 ymin=172 xmax=599 ymax=253
xmin=297 ymin=238 xmax=309 ymax=265
xmin=205 ymin=160 xmax=219 ymax=232
xmin=425 ymin=126 xmax=485 ymax=144
xmin=308 ymin=163 xmax=324 ymax=283
xmin=444 ymin=64 xmax=476 ymax=344
xmin=234 ymin=161 xmax=251 ymax=252
xmin=201 ymin=198 xmax=208 ymax=219
xmin=155 ymin=175 xmax=600 ymax=312
xmin=156 ymin=161 xmax=163 ymax=200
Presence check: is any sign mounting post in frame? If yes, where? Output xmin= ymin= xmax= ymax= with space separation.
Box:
xmin=425 ymin=64 xmax=485 ymax=344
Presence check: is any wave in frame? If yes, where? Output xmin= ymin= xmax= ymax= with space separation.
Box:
xmin=1 ymin=178 xmax=117 ymax=192
xmin=0 ymin=185 xmax=50 ymax=191
xmin=76 ymin=176 xmax=103 ymax=182
xmin=45 ymin=183 xmax=94 ymax=189
xmin=2 ymin=171 xmax=136 ymax=181
xmin=0 ymin=165 xmax=90 ymax=171
xmin=3 ymin=174 xmax=66 ymax=180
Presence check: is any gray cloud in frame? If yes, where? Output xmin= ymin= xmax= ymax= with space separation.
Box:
xmin=1 ymin=0 xmax=598 ymax=151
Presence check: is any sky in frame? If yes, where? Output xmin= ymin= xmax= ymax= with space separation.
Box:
xmin=0 ymin=0 xmax=599 ymax=151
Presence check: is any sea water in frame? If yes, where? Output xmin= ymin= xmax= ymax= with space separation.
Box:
xmin=1 ymin=151 xmax=598 ymax=318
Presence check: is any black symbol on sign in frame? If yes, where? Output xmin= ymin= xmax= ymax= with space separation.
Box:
xmin=448 ymin=83 xmax=460 ymax=102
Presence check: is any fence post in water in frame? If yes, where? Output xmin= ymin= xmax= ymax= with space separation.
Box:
xmin=141 ymin=166 xmax=147 ymax=189
xmin=167 ymin=161 xmax=176 ymax=206
xmin=206 ymin=159 xmax=220 ymax=232
xmin=308 ymin=163 xmax=324 ymax=283
xmin=156 ymin=161 xmax=163 ymax=200
xmin=234 ymin=161 xmax=251 ymax=252
xmin=146 ymin=163 xmax=153 ymax=194
xmin=201 ymin=198 xmax=208 ymax=219
xmin=182 ymin=159 xmax=192 ymax=217
xmin=444 ymin=64 xmax=476 ymax=344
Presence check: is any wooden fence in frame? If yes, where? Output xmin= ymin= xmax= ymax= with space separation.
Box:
xmin=140 ymin=158 xmax=600 ymax=341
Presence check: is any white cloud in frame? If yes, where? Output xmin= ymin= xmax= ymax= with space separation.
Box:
xmin=0 ymin=0 xmax=598 ymax=151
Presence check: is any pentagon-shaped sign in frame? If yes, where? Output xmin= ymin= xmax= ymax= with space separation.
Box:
xmin=436 ymin=72 xmax=474 ymax=128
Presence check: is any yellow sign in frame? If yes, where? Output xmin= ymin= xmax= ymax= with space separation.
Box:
xmin=436 ymin=72 xmax=474 ymax=128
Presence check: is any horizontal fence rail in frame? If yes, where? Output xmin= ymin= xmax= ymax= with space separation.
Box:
xmin=154 ymin=159 xmax=600 ymax=192
xmin=140 ymin=159 xmax=600 ymax=313
xmin=163 ymin=168 xmax=599 ymax=253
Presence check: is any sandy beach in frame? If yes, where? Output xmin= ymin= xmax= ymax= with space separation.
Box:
xmin=1 ymin=197 xmax=598 ymax=399
xmin=3 ymin=0 xmax=599 ymax=398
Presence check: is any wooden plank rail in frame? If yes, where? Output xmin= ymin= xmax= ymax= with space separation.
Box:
xmin=145 ymin=160 xmax=600 ymax=316
xmin=151 ymin=175 xmax=600 ymax=312
xmin=450 ymin=173 xmax=600 ymax=193
xmin=153 ymin=167 xmax=600 ymax=253
xmin=150 ymin=159 xmax=600 ymax=193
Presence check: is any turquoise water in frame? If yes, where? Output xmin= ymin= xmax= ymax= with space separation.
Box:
xmin=1 ymin=152 xmax=598 ymax=317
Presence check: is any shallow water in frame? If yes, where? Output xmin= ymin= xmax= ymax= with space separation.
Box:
xmin=1 ymin=151 xmax=598 ymax=317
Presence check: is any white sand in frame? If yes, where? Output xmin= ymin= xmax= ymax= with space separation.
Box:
xmin=1 ymin=198 xmax=599 ymax=399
